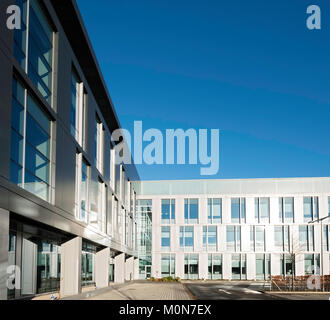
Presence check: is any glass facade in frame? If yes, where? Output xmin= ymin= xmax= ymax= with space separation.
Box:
xmin=202 ymin=226 xmax=217 ymax=251
xmin=303 ymin=197 xmax=319 ymax=222
xmin=299 ymin=225 xmax=314 ymax=252
xmin=161 ymin=226 xmax=171 ymax=251
xmin=255 ymin=198 xmax=270 ymax=223
xmin=184 ymin=199 xmax=198 ymax=224
xmin=304 ymin=254 xmax=320 ymax=275
xmin=250 ymin=226 xmax=265 ymax=252
xmin=94 ymin=115 xmax=104 ymax=174
xmin=184 ymin=254 xmax=199 ymax=280
xmin=207 ymin=198 xmax=222 ymax=224
xmin=10 ymin=78 xmax=51 ymax=202
xmin=180 ymin=226 xmax=194 ymax=251
xmin=226 ymin=226 xmax=241 ymax=252
xmin=279 ymin=197 xmax=294 ymax=223
xmin=232 ymin=254 xmax=246 ymax=280
xmin=231 ymin=198 xmax=245 ymax=223
xmin=208 ymin=254 xmax=222 ymax=280
xmin=280 ymin=254 xmax=293 ymax=276
xmin=161 ymin=199 xmax=175 ymax=224
xmin=81 ymin=241 xmax=96 ymax=287
xmin=161 ymin=254 xmax=175 ymax=277
xmin=274 ymin=225 xmax=290 ymax=252
xmin=14 ymin=0 xmax=53 ymax=104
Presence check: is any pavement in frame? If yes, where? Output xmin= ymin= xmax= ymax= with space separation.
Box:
xmin=184 ymin=281 xmax=330 ymax=300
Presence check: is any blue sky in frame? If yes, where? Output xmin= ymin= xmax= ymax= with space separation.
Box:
xmin=77 ymin=0 xmax=330 ymax=180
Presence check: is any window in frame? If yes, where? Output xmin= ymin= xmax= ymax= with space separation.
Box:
xmin=231 ymin=198 xmax=245 ymax=223
xmin=94 ymin=115 xmax=104 ymax=174
xmin=274 ymin=226 xmax=290 ymax=252
xmin=323 ymin=225 xmax=329 ymax=252
xmin=161 ymin=254 xmax=175 ymax=278
xmin=226 ymin=226 xmax=241 ymax=252
xmin=208 ymin=198 xmax=222 ymax=224
xmin=184 ymin=254 xmax=199 ymax=280
xmin=299 ymin=225 xmax=314 ymax=251
xmin=304 ymin=254 xmax=320 ymax=275
xmin=75 ymin=154 xmax=89 ymax=223
xmin=161 ymin=226 xmax=171 ymax=251
xmin=255 ymin=197 xmax=270 ymax=223
xmin=279 ymin=197 xmax=294 ymax=223
xmin=232 ymin=254 xmax=246 ymax=280
xmin=203 ymin=226 xmax=217 ymax=251
xmin=10 ymin=78 xmax=51 ymax=202
xmin=208 ymin=254 xmax=222 ymax=280
xmin=180 ymin=226 xmax=194 ymax=251
xmin=70 ymin=70 xmax=86 ymax=146
xmin=89 ymin=178 xmax=106 ymax=233
xmin=250 ymin=226 xmax=265 ymax=252
xmin=280 ymin=254 xmax=293 ymax=276
xmin=256 ymin=254 xmax=271 ymax=280
xmin=14 ymin=0 xmax=54 ymax=104
xmin=161 ymin=199 xmax=175 ymax=224
xmin=303 ymin=197 xmax=319 ymax=222
xmin=184 ymin=199 xmax=198 ymax=224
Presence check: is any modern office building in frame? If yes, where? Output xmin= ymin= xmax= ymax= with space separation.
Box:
xmin=0 ymin=0 xmax=139 ymax=300
xmin=0 ymin=0 xmax=330 ymax=301
xmin=133 ymin=179 xmax=330 ymax=281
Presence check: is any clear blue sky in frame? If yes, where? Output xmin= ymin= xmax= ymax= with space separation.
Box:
xmin=77 ymin=0 xmax=330 ymax=180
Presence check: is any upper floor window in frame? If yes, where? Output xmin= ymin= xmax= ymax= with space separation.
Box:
xmin=161 ymin=226 xmax=171 ymax=251
xmin=323 ymin=225 xmax=329 ymax=252
xmin=75 ymin=154 xmax=89 ymax=223
xmin=203 ymin=226 xmax=217 ymax=251
xmin=70 ymin=70 xmax=86 ymax=147
xmin=226 ymin=226 xmax=241 ymax=252
xmin=10 ymin=77 xmax=51 ymax=202
xmin=299 ymin=225 xmax=314 ymax=252
xmin=184 ymin=199 xmax=198 ymax=224
xmin=14 ymin=0 xmax=54 ymax=104
xmin=94 ymin=115 xmax=104 ymax=174
xmin=208 ymin=198 xmax=222 ymax=224
xmin=274 ymin=226 xmax=290 ymax=252
xmin=180 ymin=226 xmax=194 ymax=251
xmin=250 ymin=226 xmax=265 ymax=252
xmin=328 ymin=197 xmax=330 ymax=215
xmin=279 ymin=197 xmax=294 ymax=223
xmin=255 ymin=197 xmax=270 ymax=223
xmin=304 ymin=254 xmax=320 ymax=276
xmin=303 ymin=197 xmax=319 ymax=222
xmin=231 ymin=198 xmax=245 ymax=223
xmin=161 ymin=199 xmax=175 ymax=224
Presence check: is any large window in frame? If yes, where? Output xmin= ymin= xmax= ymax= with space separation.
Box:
xmin=70 ymin=70 xmax=86 ymax=147
xmin=256 ymin=254 xmax=271 ymax=280
xmin=161 ymin=254 xmax=175 ymax=278
xmin=161 ymin=226 xmax=171 ymax=251
xmin=161 ymin=199 xmax=175 ymax=224
xmin=232 ymin=254 xmax=246 ymax=280
xmin=231 ymin=198 xmax=245 ymax=223
xmin=226 ymin=226 xmax=241 ymax=252
xmin=14 ymin=0 xmax=54 ymax=104
xmin=202 ymin=226 xmax=217 ymax=251
xmin=323 ymin=225 xmax=329 ymax=252
xmin=10 ymin=78 xmax=51 ymax=202
xmin=250 ymin=226 xmax=265 ymax=252
xmin=208 ymin=254 xmax=222 ymax=280
xmin=255 ymin=198 xmax=270 ymax=223
xmin=280 ymin=254 xmax=293 ymax=276
xmin=303 ymin=197 xmax=319 ymax=222
xmin=180 ymin=226 xmax=194 ymax=251
xmin=208 ymin=198 xmax=222 ymax=224
xmin=299 ymin=225 xmax=314 ymax=252
xmin=184 ymin=199 xmax=198 ymax=224
xmin=304 ymin=254 xmax=320 ymax=276
xmin=274 ymin=226 xmax=290 ymax=252
xmin=184 ymin=254 xmax=199 ymax=280
xmin=75 ymin=154 xmax=89 ymax=223
xmin=279 ymin=197 xmax=294 ymax=223
xmin=94 ymin=115 xmax=104 ymax=174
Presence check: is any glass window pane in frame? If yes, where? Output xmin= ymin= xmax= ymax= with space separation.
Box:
xmin=231 ymin=198 xmax=240 ymax=223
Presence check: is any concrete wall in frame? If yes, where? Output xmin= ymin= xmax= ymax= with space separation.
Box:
xmin=114 ymin=253 xmax=125 ymax=284
xmin=0 ymin=209 xmax=9 ymax=300
xmin=125 ymin=257 xmax=134 ymax=281
xmin=95 ymin=247 xmax=110 ymax=289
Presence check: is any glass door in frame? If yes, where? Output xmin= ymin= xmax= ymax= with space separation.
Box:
xmin=145 ymin=266 xmax=152 ymax=279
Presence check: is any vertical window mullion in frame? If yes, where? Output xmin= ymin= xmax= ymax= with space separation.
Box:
xmin=25 ymin=0 xmax=30 ymax=73
xmin=21 ymin=87 xmax=27 ymax=188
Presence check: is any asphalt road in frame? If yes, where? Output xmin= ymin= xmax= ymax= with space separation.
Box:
xmin=185 ymin=281 xmax=330 ymax=300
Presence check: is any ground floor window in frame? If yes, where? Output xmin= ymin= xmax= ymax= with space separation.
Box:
xmin=304 ymin=254 xmax=320 ymax=275
xmin=81 ymin=241 xmax=96 ymax=287
xmin=161 ymin=254 xmax=175 ymax=278
xmin=256 ymin=254 xmax=270 ymax=280
xmin=208 ymin=254 xmax=222 ymax=280
xmin=280 ymin=254 xmax=293 ymax=276
xmin=232 ymin=254 xmax=246 ymax=280
xmin=184 ymin=254 xmax=199 ymax=280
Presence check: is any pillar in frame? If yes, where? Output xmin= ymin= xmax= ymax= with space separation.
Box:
xmin=114 ymin=253 xmax=125 ymax=283
xmin=95 ymin=247 xmax=110 ymax=289
xmin=0 ymin=209 xmax=9 ymax=300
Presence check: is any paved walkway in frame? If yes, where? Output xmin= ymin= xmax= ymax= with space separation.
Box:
xmin=84 ymin=282 xmax=192 ymax=300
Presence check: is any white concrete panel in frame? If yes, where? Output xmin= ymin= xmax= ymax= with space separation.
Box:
xmin=199 ymin=253 xmax=208 ymax=280
xmin=21 ymin=239 xmax=37 ymax=295
xmin=241 ymin=225 xmax=250 ymax=252
xmin=194 ymin=225 xmax=202 ymax=252
xmin=270 ymin=197 xmax=279 ymax=224
xmin=218 ymin=225 xmax=226 ymax=252
xmin=171 ymin=225 xmax=180 ymax=252
xmin=114 ymin=253 xmax=125 ymax=283
xmin=222 ymin=197 xmax=231 ymax=223
xmin=153 ymin=253 xmax=161 ymax=279
xmin=95 ymin=247 xmax=110 ymax=289
xmin=199 ymin=197 xmax=208 ymax=224
xmin=153 ymin=198 xmax=161 ymax=227
xmin=223 ymin=253 xmax=231 ymax=280
xmin=176 ymin=252 xmax=184 ymax=279
xmin=319 ymin=195 xmax=329 ymax=219
xmin=265 ymin=225 xmax=274 ymax=252
xmin=271 ymin=253 xmax=281 ymax=276
xmin=324 ymin=253 xmax=329 ymax=276
xmin=245 ymin=197 xmax=255 ymax=224
xmin=294 ymin=196 xmax=303 ymax=224
xmin=247 ymin=253 xmax=256 ymax=280
xmin=60 ymin=237 xmax=82 ymax=297
xmin=133 ymin=258 xmax=139 ymax=280
xmin=176 ymin=197 xmax=184 ymax=224
xmin=295 ymin=253 xmax=304 ymax=276
xmin=125 ymin=257 xmax=134 ymax=281
xmin=314 ymin=224 xmax=321 ymax=253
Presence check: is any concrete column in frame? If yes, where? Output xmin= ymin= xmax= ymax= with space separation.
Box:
xmin=153 ymin=253 xmax=161 ymax=279
xmin=247 ymin=253 xmax=256 ymax=280
xmin=265 ymin=225 xmax=274 ymax=252
xmin=114 ymin=253 xmax=125 ymax=283
xmin=295 ymin=253 xmax=305 ymax=276
xmin=0 ymin=209 xmax=9 ymax=300
xmin=294 ymin=197 xmax=303 ymax=224
xmin=245 ymin=197 xmax=255 ymax=224
xmin=222 ymin=198 xmax=231 ymax=224
xmin=199 ymin=197 xmax=207 ymax=224
xmin=176 ymin=198 xmax=184 ymax=224
xmin=223 ymin=253 xmax=231 ymax=280
xmin=95 ymin=247 xmax=110 ymax=289
xmin=133 ymin=258 xmax=139 ymax=280
xmin=241 ymin=225 xmax=250 ymax=252
xmin=218 ymin=225 xmax=226 ymax=252
xmin=270 ymin=197 xmax=279 ymax=224
xmin=125 ymin=257 xmax=134 ymax=281
xmin=271 ymin=253 xmax=281 ymax=276
xmin=199 ymin=253 xmax=208 ymax=280
xmin=60 ymin=237 xmax=82 ymax=297
xmin=176 ymin=252 xmax=184 ymax=279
